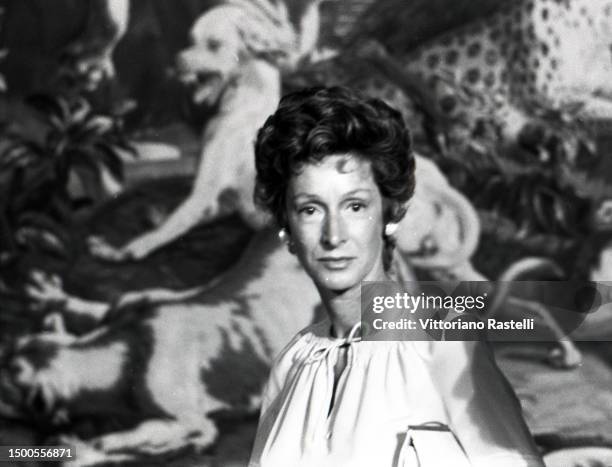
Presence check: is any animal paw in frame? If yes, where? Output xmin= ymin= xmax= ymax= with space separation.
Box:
xmin=25 ymin=270 xmax=67 ymax=311
xmin=89 ymin=419 xmax=216 ymax=457
xmin=547 ymin=343 xmax=582 ymax=369
xmin=57 ymin=434 xmax=132 ymax=467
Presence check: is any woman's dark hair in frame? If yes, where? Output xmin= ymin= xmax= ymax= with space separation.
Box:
xmin=254 ymin=86 xmax=416 ymax=267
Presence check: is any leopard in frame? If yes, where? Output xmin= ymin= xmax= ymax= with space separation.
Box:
xmin=292 ymin=0 xmax=612 ymax=147
xmin=399 ymin=0 xmax=612 ymax=141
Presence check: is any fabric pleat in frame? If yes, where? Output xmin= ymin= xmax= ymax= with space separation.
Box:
xmin=249 ymin=320 xmax=544 ymax=467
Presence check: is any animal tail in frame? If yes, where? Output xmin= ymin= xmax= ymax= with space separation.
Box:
xmin=487 ymin=257 xmax=564 ymax=318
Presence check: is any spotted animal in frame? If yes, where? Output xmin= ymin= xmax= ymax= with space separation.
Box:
xmin=400 ymin=0 xmax=612 ymax=139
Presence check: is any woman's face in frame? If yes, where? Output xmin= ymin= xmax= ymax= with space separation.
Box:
xmin=285 ymin=153 xmax=387 ymax=292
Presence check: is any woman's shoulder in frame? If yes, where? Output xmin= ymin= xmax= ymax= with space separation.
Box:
xmin=272 ymin=319 xmax=331 ymax=364
xmin=261 ymin=320 xmax=331 ymax=405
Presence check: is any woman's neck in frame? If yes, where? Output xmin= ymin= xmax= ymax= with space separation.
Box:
xmin=318 ymin=265 xmax=390 ymax=338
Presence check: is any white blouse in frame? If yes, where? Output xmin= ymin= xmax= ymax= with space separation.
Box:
xmin=249 ymin=320 xmax=545 ymax=467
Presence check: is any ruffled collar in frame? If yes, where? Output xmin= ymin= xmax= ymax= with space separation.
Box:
xmin=303 ymin=320 xmax=362 ymax=363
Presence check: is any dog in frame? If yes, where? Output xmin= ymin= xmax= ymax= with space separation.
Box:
xmin=88 ymin=0 xmax=324 ymax=262
xmin=2 ymin=228 xmax=322 ymax=465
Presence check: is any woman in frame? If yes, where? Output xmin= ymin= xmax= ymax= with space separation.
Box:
xmin=248 ymin=87 xmax=544 ymax=466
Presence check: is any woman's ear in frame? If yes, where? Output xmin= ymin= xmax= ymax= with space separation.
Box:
xmin=278 ymin=228 xmax=296 ymax=255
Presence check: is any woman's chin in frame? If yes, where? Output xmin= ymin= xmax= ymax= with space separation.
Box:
xmin=314 ymin=270 xmax=362 ymax=293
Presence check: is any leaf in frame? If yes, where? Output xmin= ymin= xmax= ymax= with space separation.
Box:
xmin=551 ymin=195 xmax=572 ymax=235
xmin=14 ymin=226 xmax=69 ymax=258
xmin=16 ymin=212 xmax=68 ymax=239
xmin=112 ymin=137 xmax=137 ymax=157
xmin=82 ymin=116 xmax=114 ymax=136
xmin=47 ymin=113 xmax=68 ymax=133
xmin=69 ymin=151 xmax=103 ymax=186
xmin=68 ymin=115 xmax=114 ymax=146
xmin=0 ymin=141 xmax=41 ymax=169
xmin=70 ymin=98 xmax=92 ymax=125
xmin=531 ymin=190 xmax=551 ymax=229
xmin=94 ymin=142 xmax=125 ymax=180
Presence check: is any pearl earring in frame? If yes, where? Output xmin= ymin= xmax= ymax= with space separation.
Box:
xmin=384 ymin=223 xmax=399 ymax=236
xmin=279 ymin=228 xmax=296 ymax=254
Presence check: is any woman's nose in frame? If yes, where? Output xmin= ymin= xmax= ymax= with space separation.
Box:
xmin=321 ymin=212 xmax=346 ymax=248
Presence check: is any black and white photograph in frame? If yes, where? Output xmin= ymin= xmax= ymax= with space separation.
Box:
xmin=1 ymin=0 xmax=612 ymax=465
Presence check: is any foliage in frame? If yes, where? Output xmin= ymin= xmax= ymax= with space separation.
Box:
xmin=410 ymin=69 xmax=608 ymax=250
xmin=432 ymin=141 xmax=607 ymax=255
xmin=0 ymin=93 xmax=135 ymax=277
xmin=439 ymin=151 xmax=595 ymax=238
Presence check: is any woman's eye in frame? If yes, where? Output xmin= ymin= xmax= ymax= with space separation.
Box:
xmin=348 ymin=202 xmax=366 ymax=212
xmin=298 ymin=206 xmax=317 ymax=216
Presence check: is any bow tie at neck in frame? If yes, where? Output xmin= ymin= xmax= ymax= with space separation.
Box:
xmin=305 ymin=322 xmax=362 ymax=364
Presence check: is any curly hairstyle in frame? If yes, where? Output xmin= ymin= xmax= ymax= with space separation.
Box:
xmin=254 ymin=86 xmax=416 ymax=267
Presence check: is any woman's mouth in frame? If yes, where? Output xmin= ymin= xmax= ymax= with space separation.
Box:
xmin=318 ymin=257 xmax=355 ymax=270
